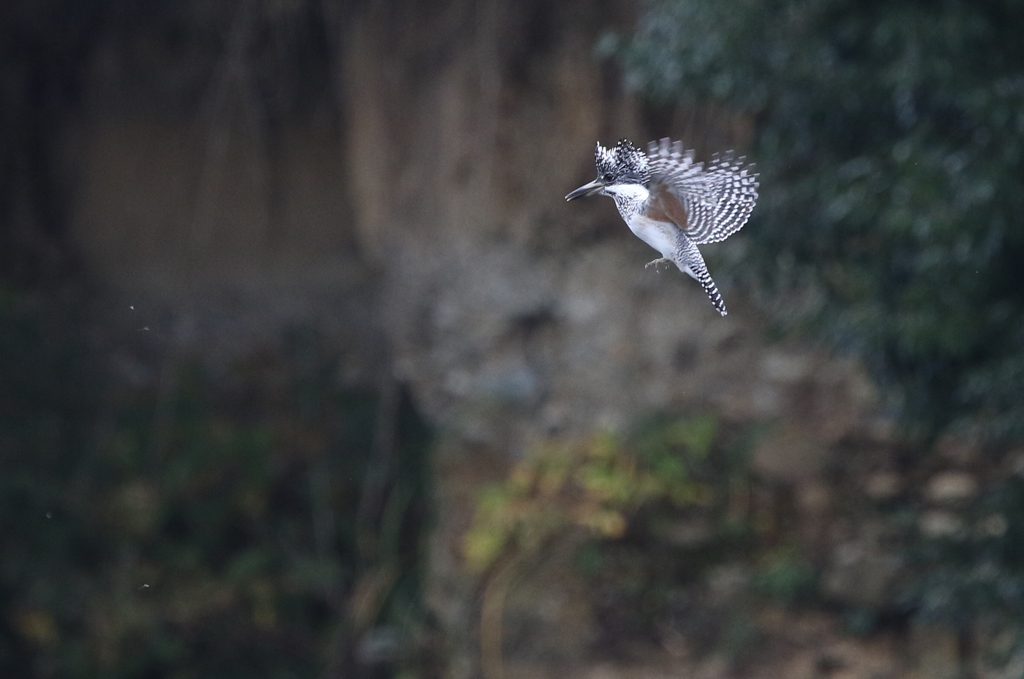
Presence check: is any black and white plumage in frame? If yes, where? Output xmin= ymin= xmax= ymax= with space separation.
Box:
xmin=566 ymin=138 xmax=758 ymax=316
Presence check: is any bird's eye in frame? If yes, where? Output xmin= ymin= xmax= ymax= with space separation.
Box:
xmin=602 ymin=173 xmax=613 ymax=183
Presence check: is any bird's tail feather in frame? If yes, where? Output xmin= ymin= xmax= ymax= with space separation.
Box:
xmin=696 ymin=267 xmax=728 ymax=316
xmin=677 ymin=238 xmax=728 ymax=316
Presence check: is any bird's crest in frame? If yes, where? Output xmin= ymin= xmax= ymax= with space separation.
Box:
xmin=595 ymin=139 xmax=650 ymax=186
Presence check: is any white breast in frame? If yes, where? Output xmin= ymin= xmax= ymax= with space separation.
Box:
xmin=624 ymin=214 xmax=679 ymax=259
xmin=604 ymin=183 xmax=681 ymax=260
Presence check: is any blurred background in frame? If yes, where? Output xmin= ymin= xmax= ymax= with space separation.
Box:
xmin=3 ymin=0 xmax=1024 ymax=677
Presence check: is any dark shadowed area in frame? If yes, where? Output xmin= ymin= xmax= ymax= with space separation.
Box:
xmin=3 ymin=1 xmax=1024 ymax=678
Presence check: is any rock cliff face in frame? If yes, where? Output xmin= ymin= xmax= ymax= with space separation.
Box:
xmin=71 ymin=0 xmax=875 ymax=449
xmin=63 ymin=0 xmax=898 ymax=676
xmin=339 ymin=2 xmax=841 ymax=452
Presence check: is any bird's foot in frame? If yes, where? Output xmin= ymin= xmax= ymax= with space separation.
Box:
xmin=645 ymin=258 xmax=670 ymax=271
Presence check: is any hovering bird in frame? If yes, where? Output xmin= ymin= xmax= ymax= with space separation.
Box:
xmin=566 ymin=138 xmax=758 ymax=316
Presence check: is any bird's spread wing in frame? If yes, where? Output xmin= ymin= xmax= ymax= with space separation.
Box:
xmin=646 ymin=138 xmax=759 ymax=245
xmin=669 ymin=232 xmax=728 ymax=316
xmin=645 ymin=139 xmax=710 ymax=207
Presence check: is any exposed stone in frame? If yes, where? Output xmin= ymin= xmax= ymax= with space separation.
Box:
xmin=910 ymin=623 xmax=961 ymax=679
xmin=934 ymin=433 xmax=981 ymax=463
xmin=502 ymin=546 xmax=598 ymax=664
xmin=815 ymin=639 xmax=900 ymax=679
xmin=919 ymin=510 xmax=965 ymax=538
xmin=706 ymin=564 xmax=751 ymax=604
xmin=760 ymin=352 xmax=815 ymax=383
xmin=822 ymin=536 xmax=902 ymax=610
xmin=925 ymin=472 xmax=979 ymax=505
xmin=657 ymin=518 xmax=715 ymax=548
xmin=865 ymin=416 xmax=898 ymax=443
xmin=980 ymin=513 xmax=1009 ymax=537
xmin=864 ymin=472 xmax=902 ymax=502
xmin=797 ymin=481 xmax=831 ymax=514
xmin=356 ymin=626 xmax=405 ymax=667
xmin=752 ymin=424 xmax=830 ymax=483
xmin=1009 ymin=448 xmax=1024 ymax=477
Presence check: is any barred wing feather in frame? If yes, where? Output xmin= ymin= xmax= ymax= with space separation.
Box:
xmin=646 ymin=139 xmax=759 ymax=245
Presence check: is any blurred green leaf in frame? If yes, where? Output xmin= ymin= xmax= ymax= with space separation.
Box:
xmin=614 ymin=0 xmax=1024 ymax=440
xmin=0 ymin=305 xmax=433 ymax=678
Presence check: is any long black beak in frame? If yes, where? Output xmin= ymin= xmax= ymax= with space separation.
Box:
xmin=565 ymin=179 xmax=604 ymax=201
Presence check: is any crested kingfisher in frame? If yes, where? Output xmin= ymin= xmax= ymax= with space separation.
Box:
xmin=566 ymin=138 xmax=758 ymax=316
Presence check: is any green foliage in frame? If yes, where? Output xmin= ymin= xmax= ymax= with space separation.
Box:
xmin=904 ymin=476 xmax=1024 ymax=630
xmin=750 ymin=547 xmax=818 ymax=606
xmin=465 ymin=416 xmax=796 ymax=653
xmin=612 ymin=0 xmax=1024 ymax=439
xmin=0 ymin=297 xmax=432 ymax=678
xmin=463 ymin=417 xmax=718 ymax=573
